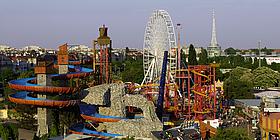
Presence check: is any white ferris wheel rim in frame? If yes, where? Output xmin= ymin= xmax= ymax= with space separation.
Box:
xmin=142 ymin=10 xmax=177 ymax=85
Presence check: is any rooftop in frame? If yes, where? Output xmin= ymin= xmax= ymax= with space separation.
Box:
xmin=235 ymin=99 xmax=280 ymax=107
xmin=254 ymin=90 xmax=280 ymax=98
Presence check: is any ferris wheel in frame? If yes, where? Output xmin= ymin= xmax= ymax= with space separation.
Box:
xmin=142 ymin=10 xmax=177 ymax=85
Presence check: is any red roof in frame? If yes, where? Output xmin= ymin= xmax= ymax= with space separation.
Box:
xmin=272 ymin=49 xmax=280 ymax=53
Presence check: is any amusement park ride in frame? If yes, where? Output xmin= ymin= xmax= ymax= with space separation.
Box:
xmin=6 ymin=9 xmax=223 ymax=139
xmin=139 ymin=10 xmax=221 ymax=124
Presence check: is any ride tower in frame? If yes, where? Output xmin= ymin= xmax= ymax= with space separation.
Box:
xmin=58 ymin=44 xmax=69 ymax=74
xmin=184 ymin=64 xmax=219 ymax=121
xmin=93 ymin=25 xmax=112 ymax=84
xmin=34 ymin=56 xmax=53 ymax=136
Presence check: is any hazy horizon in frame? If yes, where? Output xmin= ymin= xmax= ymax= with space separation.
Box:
xmin=0 ymin=0 xmax=280 ymax=50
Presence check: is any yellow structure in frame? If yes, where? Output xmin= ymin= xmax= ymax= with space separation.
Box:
xmin=215 ymin=80 xmax=223 ymax=91
xmin=260 ymin=113 xmax=280 ymax=140
xmin=0 ymin=109 xmax=8 ymax=119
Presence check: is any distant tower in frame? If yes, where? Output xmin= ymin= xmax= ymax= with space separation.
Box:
xmin=207 ymin=10 xmax=221 ymax=57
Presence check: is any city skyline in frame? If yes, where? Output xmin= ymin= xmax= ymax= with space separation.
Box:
xmin=0 ymin=0 xmax=280 ymax=49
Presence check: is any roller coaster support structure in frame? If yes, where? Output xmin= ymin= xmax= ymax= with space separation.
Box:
xmin=156 ymin=51 xmax=168 ymax=121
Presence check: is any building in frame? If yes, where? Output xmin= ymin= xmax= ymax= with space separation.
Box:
xmin=111 ymin=48 xmax=126 ymax=62
xmin=0 ymin=54 xmax=13 ymax=71
xmin=126 ymin=48 xmax=143 ymax=60
xmin=68 ymin=44 xmax=91 ymax=55
xmin=0 ymin=109 xmax=8 ymax=119
xmin=22 ymin=45 xmax=44 ymax=52
xmin=259 ymin=97 xmax=280 ymax=140
xmin=46 ymin=49 xmax=56 ymax=54
xmin=207 ymin=10 xmax=221 ymax=57
xmin=0 ymin=45 xmax=15 ymax=52
xmin=0 ymin=105 xmax=8 ymax=120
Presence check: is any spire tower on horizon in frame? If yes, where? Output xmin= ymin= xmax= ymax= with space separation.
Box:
xmin=210 ymin=10 xmax=218 ymax=47
xmin=207 ymin=9 xmax=221 ymax=57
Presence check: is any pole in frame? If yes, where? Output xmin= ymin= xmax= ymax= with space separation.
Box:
xmin=213 ymin=66 xmax=216 ymax=119
xmin=105 ymin=46 xmax=109 ymax=83
xmin=93 ymin=41 xmax=97 ymax=73
xmin=109 ymin=40 xmax=112 ymax=83
xmin=258 ymin=40 xmax=261 ymax=68
xmin=188 ymin=67 xmax=191 ymax=120
xmin=100 ymin=45 xmax=103 ymax=84
xmin=177 ymin=24 xmax=181 ymax=71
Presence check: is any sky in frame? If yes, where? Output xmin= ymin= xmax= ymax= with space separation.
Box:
xmin=0 ymin=0 xmax=280 ymax=49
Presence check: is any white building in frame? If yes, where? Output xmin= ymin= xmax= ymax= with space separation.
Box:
xmin=22 ymin=45 xmax=44 ymax=52
xmin=0 ymin=45 xmax=16 ymax=52
xmin=68 ymin=44 xmax=91 ymax=54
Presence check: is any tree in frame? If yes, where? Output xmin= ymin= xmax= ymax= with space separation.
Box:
xmin=7 ymin=123 xmax=18 ymax=140
xmin=232 ymin=55 xmax=245 ymax=67
xmin=211 ymin=127 xmax=252 ymax=140
xmin=224 ymin=67 xmax=254 ymax=99
xmin=0 ymin=123 xmax=9 ymax=140
xmin=181 ymin=49 xmax=187 ymax=67
xmin=0 ymin=67 xmax=15 ymax=83
xmin=261 ymin=58 xmax=268 ymax=67
xmin=59 ymin=107 xmax=82 ymax=135
xmin=11 ymin=104 xmax=36 ymax=130
xmin=49 ymin=110 xmax=59 ymax=137
xmin=253 ymin=57 xmax=259 ymax=69
xmin=243 ymin=57 xmax=253 ymax=69
xmin=224 ymin=47 xmax=237 ymax=55
xmin=270 ymin=62 xmax=280 ymax=72
xmin=125 ymin=47 xmax=130 ymax=60
xmin=18 ymin=70 xmax=34 ymax=79
xmin=252 ymin=67 xmax=280 ymax=88
xmin=121 ymin=59 xmax=143 ymax=83
xmin=188 ymin=44 xmax=198 ymax=65
xmin=0 ymin=123 xmax=18 ymax=140
xmin=125 ymin=47 xmax=129 ymax=54
xmin=198 ymin=48 xmax=208 ymax=65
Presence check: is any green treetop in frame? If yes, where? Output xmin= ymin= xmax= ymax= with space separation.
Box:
xmin=188 ymin=44 xmax=198 ymax=65
xmin=224 ymin=67 xmax=254 ymax=99
xmin=252 ymin=67 xmax=280 ymax=88
xmin=198 ymin=48 xmax=208 ymax=65
xmin=211 ymin=127 xmax=253 ymax=140
xmin=224 ymin=47 xmax=237 ymax=56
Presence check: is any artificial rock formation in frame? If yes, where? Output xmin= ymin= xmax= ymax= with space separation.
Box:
xmin=82 ymin=84 xmax=111 ymax=106
xmin=82 ymin=83 xmax=126 ymax=117
xmin=104 ymin=94 xmax=162 ymax=138
xmin=82 ymin=83 xmax=163 ymax=138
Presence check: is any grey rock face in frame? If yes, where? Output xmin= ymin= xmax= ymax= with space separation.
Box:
xmin=83 ymin=83 xmax=163 ymax=138
xmin=104 ymin=94 xmax=163 ymax=138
